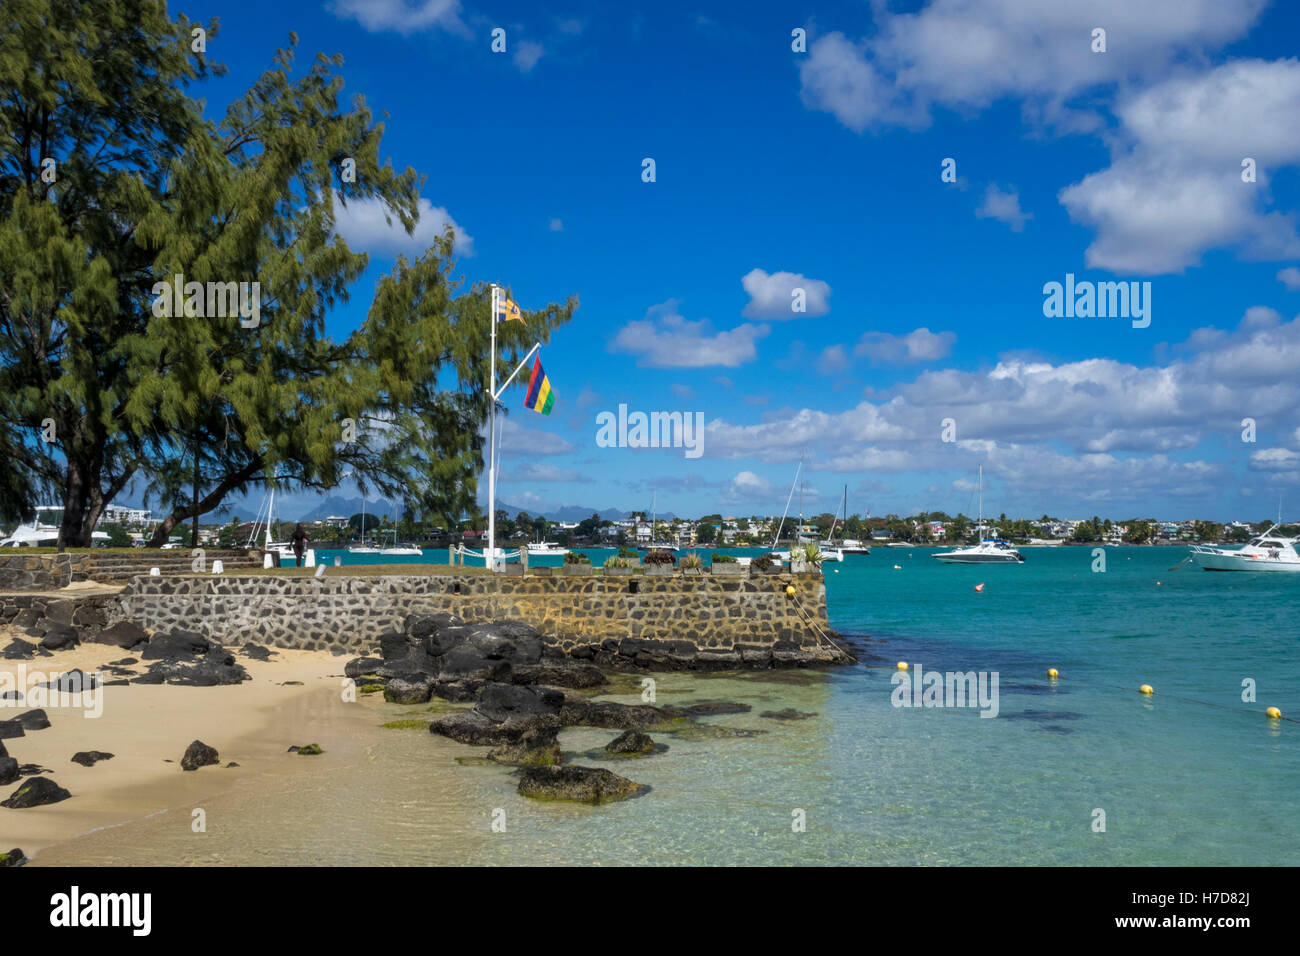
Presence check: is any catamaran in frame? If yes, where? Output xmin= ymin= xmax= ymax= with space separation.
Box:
xmin=932 ymin=466 xmax=1024 ymax=565
xmin=1189 ymin=524 xmax=1300 ymax=572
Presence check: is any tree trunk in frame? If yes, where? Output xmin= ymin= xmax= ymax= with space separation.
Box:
xmin=146 ymin=457 xmax=264 ymax=547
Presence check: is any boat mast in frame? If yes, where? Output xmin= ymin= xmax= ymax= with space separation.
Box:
xmin=978 ymin=465 xmax=983 ymax=545
xmin=771 ymin=461 xmax=802 ymax=549
xmin=265 ymin=483 xmax=274 ymax=550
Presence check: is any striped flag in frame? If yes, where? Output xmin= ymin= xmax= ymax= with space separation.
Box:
xmin=523 ymin=355 xmax=555 ymax=415
xmin=496 ymin=295 xmax=523 ymax=323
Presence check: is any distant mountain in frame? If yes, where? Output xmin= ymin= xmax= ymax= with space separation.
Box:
xmin=293 ymin=496 xmax=396 ymax=523
xmin=496 ymin=502 xmax=673 ymax=522
xmin=291 ymin=496 xmax=668 ymax=524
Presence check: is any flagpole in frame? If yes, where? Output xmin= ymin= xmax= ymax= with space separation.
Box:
xmin=488 ymin=284 xmax=498 ymax=571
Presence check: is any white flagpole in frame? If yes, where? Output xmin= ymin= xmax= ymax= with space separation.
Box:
xmin=488 ymin=284 xmax=498 ymax=571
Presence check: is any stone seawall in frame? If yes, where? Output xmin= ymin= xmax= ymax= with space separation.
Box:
xmin=113 ymin=572 xmax=842 ymax=667
xmin=0 ymin=550 xmax=261 ymax=590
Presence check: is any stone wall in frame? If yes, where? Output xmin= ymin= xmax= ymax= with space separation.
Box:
xmin=113 ymin=571 xmax=841 ymax=666
xmin=0 ymin=553 xmax=91 ymax=590
xmin=0 ymin=549 xmax=261 ymax=590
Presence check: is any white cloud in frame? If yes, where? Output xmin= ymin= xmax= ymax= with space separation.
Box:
xmin=1278 ymin=266 xmax=1300 ymax=290
xmin=1250 ymin=448 xmax=1300 ymax=470
xmin=496 ymin=417 xmax=575 ymax=456
xmin=332 ymin=194 xmax=474 ymax=257
xmin=817 ymin=344 xmax=851 ymax=375
xmin=976 ymin=184 xmax=1032 ymax=232
xmin=549 ymin=218 xmax=564 ymax=232
xmin=327 ymin=0 xmax=467 ymax=36
xmin=670 ymin=383 xmax=697 ymax=401
xmin=854 ymin=327 xmax=956 ymax=364
xmin=504 ymin=463 xmax=589 ymax=483
xmin=798 ymin=1 xmax=1266 ymax=133
xmin=514 ymin=40 xmax=545 ymax=72
xmin=741 ymin=269 xmax=831 ymax=319
xmin=610 ymin=300 xmax=769 ymax=368
xmin=694 ymin=308 xmax=1300 ymax=506
xmin=797 ymin=3 xmax=1293 ymax=274
xmin=1059 ymin=59 xmax=1300 ymax=274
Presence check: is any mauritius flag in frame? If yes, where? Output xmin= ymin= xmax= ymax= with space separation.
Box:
xmin=524 ymin=355 xmax=555 ymax=415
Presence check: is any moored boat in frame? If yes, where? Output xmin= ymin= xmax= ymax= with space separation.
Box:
xmin=1190 ymin=527 xmax=1300 ymax=572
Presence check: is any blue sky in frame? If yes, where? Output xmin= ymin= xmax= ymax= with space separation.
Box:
xmin=182 ymin=0 xmax=1300 ymax=523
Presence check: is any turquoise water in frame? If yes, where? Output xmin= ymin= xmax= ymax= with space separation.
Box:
xmin=309 ymin=546 xmax=1299 ymax=864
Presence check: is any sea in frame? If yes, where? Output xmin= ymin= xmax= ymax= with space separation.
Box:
xmin=40 ymin=545 xmax=1300 ymax=866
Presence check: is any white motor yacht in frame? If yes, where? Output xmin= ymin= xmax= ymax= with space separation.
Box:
xmin=1190 ymin=526 xmax=1300 ymax=572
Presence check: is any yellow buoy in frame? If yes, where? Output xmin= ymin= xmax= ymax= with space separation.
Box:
xmin=1266 ymin=706 xmax=1282 ymax=719
xmin=896 ymin=661 xmax=909 ymax=671
xmin=784 ymin=585 xmax=795 ymax=597
xmin=1139 ymin=684 xmax=1154 ymax=695
xmin=1047 ymin=667 xmax=1059 ymax=679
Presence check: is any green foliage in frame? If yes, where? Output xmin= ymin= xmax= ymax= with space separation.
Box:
xmin=679 ymin=551 xmax=703 ymax=569
xmin=602 ymin=555 xmax=634 ymax=569
xmin=563 ymin=550 xmax=590 ymax=564
xmin=0 ymin=1 xmax=576 ymax=545
xmin=710 ymin=552 xmax=737 ymax=563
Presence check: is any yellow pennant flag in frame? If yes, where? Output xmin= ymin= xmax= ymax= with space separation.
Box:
xmin=497 ymin=296 xmax=523 ymax=323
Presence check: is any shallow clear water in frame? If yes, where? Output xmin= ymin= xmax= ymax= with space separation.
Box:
xmin=43 ymin=546 xmax=1300 ymax=865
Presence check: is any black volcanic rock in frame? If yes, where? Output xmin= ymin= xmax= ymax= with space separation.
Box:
xmin=605 ymin=730 xmax=656 ymax=755
xmin=1 ymin=776 xmax=71 ymax=808
xmin=70 ymin=751 xmax=114 ymax=767
xmin=88 ymin=621 xmax=149 ymax=649
xmin=16 ymin=709 xmax=50 ymax=731
xmin=517 ymin=765 xmax=647 ymax=804
xmin=180 ymin=739 xmax=219 ymax=771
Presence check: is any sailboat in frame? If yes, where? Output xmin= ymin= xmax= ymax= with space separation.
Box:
xmin=638 ymin=491 xmax=679 ymax=552
xmin=347 ymin=495 xmax=380 ymax=554
xmin=246 ymin=485 xmax=317 ymax=567
xmin=932 ymin=466 xmax=1024 ymax=564
xmin=378 ymin=528 xmax=423 ymax=556
xmin=816 ymin=486 xmax=855 ymax=561
xmin=769 ymin=462 xmax=805 ymax=563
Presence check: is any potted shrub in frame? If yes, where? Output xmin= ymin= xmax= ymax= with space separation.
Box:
xmin=750 ymin=552 xmax=778 ymax=574
xmin=679 ymin=551 xmax=704 ymax=574
xmin=790 ymin=542 xmax=823 ymax=574
xmin=603 ymin=555 xmax=636 ymax=576
xmin=564 ymin=551 xmax=592 ymax=575
xmin=710 ymin=552 xmax=744 ymax=575
xmin=644 ymin=549 xmax=676 ymax=575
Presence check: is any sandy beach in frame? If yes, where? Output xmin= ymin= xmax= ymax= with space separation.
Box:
xmin=0 ymin=632 xmax=355 ymax=862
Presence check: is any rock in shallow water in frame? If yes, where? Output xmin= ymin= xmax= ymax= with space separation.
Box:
xmin=517 ymin=765 xmax=648 ymax=804
xmin=1 ymin=776 xmax=71 ymax=808
xmin=759 ymin=708 xmax=817 ymax=721
xmin=604 ymin=730 xmax=657 ymax=755
xmin=384 ymin=674 xmax=434 ymax=704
